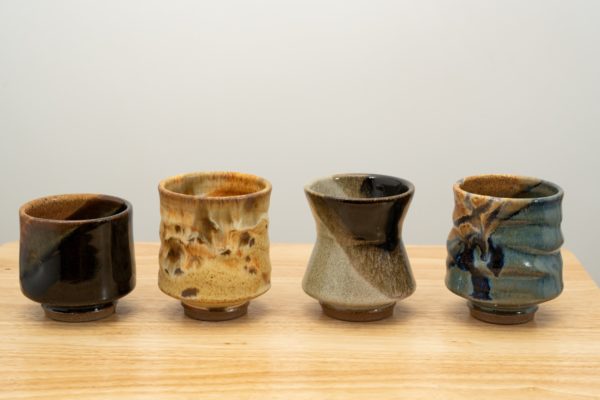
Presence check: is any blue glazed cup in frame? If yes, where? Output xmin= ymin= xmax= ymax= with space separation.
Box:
xmin=446 ymin=174 xmax=564 ymax=324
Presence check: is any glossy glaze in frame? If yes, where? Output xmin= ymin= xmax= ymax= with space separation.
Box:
xmin=302 ymin=173 xmax=416 ymax=322
xmin=19 ymin=194 xmax=136 ymax=322
xmin=158 ymin=171 xmax=272 ymax=321
xmin=446 ymin=174 xmax=564 ymax=324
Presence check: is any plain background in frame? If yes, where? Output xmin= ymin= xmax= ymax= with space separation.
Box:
xmin=1 ymin=1 xmax=598 ymax=284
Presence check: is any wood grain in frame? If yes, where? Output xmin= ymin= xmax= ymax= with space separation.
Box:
xmin=0 ymin=242 xmax=598 ymax=399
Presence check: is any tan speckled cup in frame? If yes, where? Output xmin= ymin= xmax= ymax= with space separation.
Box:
xmin=158 ymin=172 xmax=272 ymax=321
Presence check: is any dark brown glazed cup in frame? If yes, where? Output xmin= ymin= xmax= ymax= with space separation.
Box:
xmin=19 ymin=194 xmax=136 ymax=322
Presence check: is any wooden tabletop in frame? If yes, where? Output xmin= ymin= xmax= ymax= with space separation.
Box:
xmin=0 ymin=242 xmax=599 ymax=400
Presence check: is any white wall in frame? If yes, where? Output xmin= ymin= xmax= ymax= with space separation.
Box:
xmin=1 ymin=1 xmax=599 ymax=284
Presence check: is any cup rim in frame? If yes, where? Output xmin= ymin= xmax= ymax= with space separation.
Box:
xmin=19 ymin=194 xmax=132 ymax=225
xmin=158 ymin=171 xmax=272 ymax=202
xmin=304 ymin=173 xmax=415 ymax=203
xmin=454 ymin=174 xmax=564 ymax=202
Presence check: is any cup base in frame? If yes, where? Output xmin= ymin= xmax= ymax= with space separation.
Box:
xmin=468 ymin=302 xmax=538 ymax=325
xmin=42 ymin=302 xmax=116 ymax=322
xmin=320 ymin=302 xmax=395 ymax=322
xmin=181 ymin=301 xmax=249 ymax=321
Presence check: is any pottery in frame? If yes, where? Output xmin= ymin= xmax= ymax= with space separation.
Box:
xmin=446 ymin=174 xmax=564 ymax=324
xmin=19 ymin=194 xmax=136 ymax=322
xmin=302 ymin=173 xmax=416 ymax=322
xmin=158 ymin=171 xmax=272 ymax=321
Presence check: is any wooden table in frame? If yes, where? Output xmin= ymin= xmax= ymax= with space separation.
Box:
xmin=0 ymin=242 xmax=599 ymax=399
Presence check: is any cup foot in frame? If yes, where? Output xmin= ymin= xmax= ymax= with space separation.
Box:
xmin=468 ymin=302 xmax=538 ymax=325
xmin=320 ymin=302 xmax=395 ymax=322
xmin=42 ymin=302 xmax=116 ymax=322
xmin=181 ymin=301 xmax=249 ymax=321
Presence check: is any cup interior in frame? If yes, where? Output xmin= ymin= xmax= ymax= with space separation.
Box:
xmin=22 ymin=195 xmax=128 ymax=221
xmin=306 ymin=174 xmax=412 ymax=201
xmin=161 ymin=172 xmax=269 ymax=198
xmin=459 ymin=175 xmax=560 ymax=199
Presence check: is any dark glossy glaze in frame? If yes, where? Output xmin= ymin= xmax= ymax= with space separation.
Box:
xmin=313 ymin=189 xmax=412 ymax=252
xmin=19 ymin=194 xmax=136 ymax=313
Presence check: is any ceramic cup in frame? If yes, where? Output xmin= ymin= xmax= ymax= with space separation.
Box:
xmin=158 ymin=172 xmax=272 ymax=321
xmin=446 ymin=174 xmax=564 ymax=324
xmin=302 ymin=173 xmax=416 ymax=322
xmin=19 ymin=194 xmax=136 ymax=322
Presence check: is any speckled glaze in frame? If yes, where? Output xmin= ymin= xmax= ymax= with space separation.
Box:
xmin=302 ymin=173 xmax=416 ymax=322
xmin=19 ymin=194 xmax=136 ymax=322
xmin=158 ymin=172 xmax=272 ymax=321
xmin=446 ymin=174 xmax=564 ymax=324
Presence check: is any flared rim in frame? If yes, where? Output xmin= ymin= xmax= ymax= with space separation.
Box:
xmin=304 ymin=173 xmax=415 ymax=203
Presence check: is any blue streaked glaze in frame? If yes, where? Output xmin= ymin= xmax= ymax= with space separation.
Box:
xmin=446 ymin=175 xmax=564 ymax=312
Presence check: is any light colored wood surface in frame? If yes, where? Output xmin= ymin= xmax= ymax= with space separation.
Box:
xmin=0 ymin=242 xmax=599 ymax=400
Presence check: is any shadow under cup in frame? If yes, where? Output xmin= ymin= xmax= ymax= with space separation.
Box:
xmin=19 ymin=194 xmax=136 ymax=322
xmin=158 ymin=172 xmax=272 ymax=321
